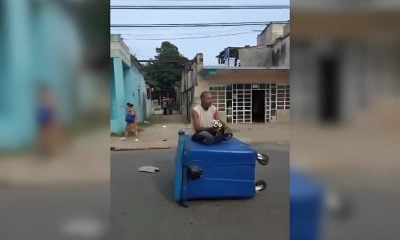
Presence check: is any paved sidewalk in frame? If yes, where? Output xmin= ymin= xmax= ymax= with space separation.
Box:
xmin=0 ymin=128 xmax=110 ymax=187
xmin=111 ymin=121 xmax=290 ymax=151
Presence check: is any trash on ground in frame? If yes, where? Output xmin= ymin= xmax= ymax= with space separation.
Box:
xmin=162 ymin=125 xmax=167 ymax=128
xmin=138 ymin=166 xmax=160 ymax=173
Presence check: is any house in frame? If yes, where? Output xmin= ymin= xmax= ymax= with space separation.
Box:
xmin=257 ymin=22 xmax=288 ymax=46
xmin=180 ymin=22 xmax=290 ymax=124
xmin=110 ymin=34 xmax=152 ymax=134
xmin=290 ymin=9 xmax=399 ymax=124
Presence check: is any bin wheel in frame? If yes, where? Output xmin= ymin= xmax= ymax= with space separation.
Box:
xmin=257 ymin=153 xmax=269 ymax=165
xmin=180 ymin=200 xmax=188 ymax=208
xmin=255 ymin=180 xmax=267 ymax=192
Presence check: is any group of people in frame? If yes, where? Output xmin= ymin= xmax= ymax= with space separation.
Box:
xmin=122 ymin=91 xmax=232 ymax=145
xmin=162 ymin=97 xmax=174 ymax=115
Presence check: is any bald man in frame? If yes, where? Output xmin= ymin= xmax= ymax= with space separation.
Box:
xmin=191 ymin=91 xmax=232 ymax=145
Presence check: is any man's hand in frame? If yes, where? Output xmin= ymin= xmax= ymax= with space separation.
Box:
xmin=208 ymin=127 xmax=218 ymax=134
xmin=224 ymin=127 xmax=232 ymax=135
xmin=213 ymin=110 xmax=232 ymax=135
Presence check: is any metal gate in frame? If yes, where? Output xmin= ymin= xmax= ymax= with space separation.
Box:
xmin=231 ymin=84 xmax=252 ymax=123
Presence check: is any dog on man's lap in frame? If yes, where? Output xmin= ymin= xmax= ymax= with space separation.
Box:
xmin=209 ymin=120 xmax=232 ymax=140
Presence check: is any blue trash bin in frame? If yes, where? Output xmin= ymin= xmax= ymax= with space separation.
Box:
xmin=174 ymin=131 xmax=258 ymax=206
xmin=290 ymin=169 xmax=324 ymax=240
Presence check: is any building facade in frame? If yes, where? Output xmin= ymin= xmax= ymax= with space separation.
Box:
xmin=110 ymin=34 xmax=152 ymax=134
xmin=257 ymin=23 xmax=288 ymax=46
xmin=181 ymin=22 xmax=291 ymax=124
xmin=0 ymin=0 xmax=86 ymax=149
xmin=181 ymin=55 xmax=290 ymax=124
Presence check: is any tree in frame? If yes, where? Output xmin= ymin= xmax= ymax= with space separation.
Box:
xmin=144 ymin=42 xmax=188 ymax=91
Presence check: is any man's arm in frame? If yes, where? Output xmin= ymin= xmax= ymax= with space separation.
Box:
xmin=214 ymin=111 xmax=232 ymax=133
xmin=192 ymin=109 xmax=213 ymax=132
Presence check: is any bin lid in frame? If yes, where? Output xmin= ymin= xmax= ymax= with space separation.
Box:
xmin=174 ymin=132 xmax=186 ymax=203
xmin=184 ymin=136 xmax=257 ymax=164
xmin=290 ymin=169 xmax=323 ymax=202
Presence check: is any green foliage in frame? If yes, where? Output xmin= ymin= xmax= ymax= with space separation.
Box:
xmin=145 ymin=42 xmax=188 ymax=90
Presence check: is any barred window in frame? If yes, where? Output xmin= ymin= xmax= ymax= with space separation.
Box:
xmin=209 ymin=86 xmax=226 ymax=111
xmin=276 ymin=84 xmax=290 ymax=110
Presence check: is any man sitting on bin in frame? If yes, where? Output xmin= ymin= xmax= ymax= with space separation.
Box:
xmin=191 ymin=91 xmax=233 ymax=145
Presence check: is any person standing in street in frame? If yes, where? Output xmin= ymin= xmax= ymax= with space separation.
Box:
xmin=121 ymin=103 xmax=139 ymax=141
xmin=162 ymin=97 xmax=168 ymax=115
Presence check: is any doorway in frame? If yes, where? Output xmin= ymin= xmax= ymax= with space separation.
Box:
xmin=252 ymin=90 xmax=265 ymax=123
xmin=319 ymin=56 xmax=340 ymax=123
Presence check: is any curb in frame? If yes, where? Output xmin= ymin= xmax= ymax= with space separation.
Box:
xmin=245 ymin=140 xmax=290 ymax=145
xmin=110 ymin=140 xmax=289 ymax=151
xmin=111 ymin=146 xmax=173 ymax=151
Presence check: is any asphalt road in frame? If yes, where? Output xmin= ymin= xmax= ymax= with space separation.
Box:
xmin=111 ymin=144 xmax=289 ymax=240
xmin=0 ymin=185 xmax=109 ymax=240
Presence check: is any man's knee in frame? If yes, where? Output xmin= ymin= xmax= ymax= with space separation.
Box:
xmin=192 ymin=131 xmax=214 ymax=144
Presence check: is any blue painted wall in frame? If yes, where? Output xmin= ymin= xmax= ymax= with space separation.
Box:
xmin=110 ymin=57 xmax=149 ymax=134
xmin=0 ymin=1 xmax=37 ymax=149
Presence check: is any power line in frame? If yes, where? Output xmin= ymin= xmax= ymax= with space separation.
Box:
xmin=110 ymin=25 xmax=264 ymax=31
xmin=110 ymin=5 xmax=290 ymax=10
xmin=122 ymin=31 xmax=254 ymax=40
xmin=117 ymin=28 xmax=235 ymax=36
xmin=115 ymin=27 xmax=253 ymax=36
xmin=132 ymin=0 xmax=268 ymax=1
xmin=111 ymin=21 xmax=288 ymax=28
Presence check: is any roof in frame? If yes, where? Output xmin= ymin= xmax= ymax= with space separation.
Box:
xmin=130 ymin=54 xmax=144 ymax=72
xmin=215 ymin=45 xmax=274 ymax=66
xmin=257 ymin=22 xmax=289 ymax=38
xmin=199 ymin=66 xmax=289 ymax=76
xmin=202 ymin=66 xmax=288 ymax=70
xmin=216 ymin=45 xmax=274 ymax=58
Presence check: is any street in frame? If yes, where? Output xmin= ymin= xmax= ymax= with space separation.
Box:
xmin=111 ymin=144 xmax=289 ymax=240
xmin=0 ymin=185 xmax=109 ymax=240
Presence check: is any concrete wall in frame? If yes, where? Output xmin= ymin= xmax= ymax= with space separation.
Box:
xmin=181 ymin=53 xmax=291 ymax=124
xmin=146 ymin=98 xmax=152 ymax=119
xmin=198 ymin=69 xmax=290 ymax=124
xmin=123 ymin=63 xmax=148 ymax=123
xmin=0 ymin=0 xmax=35 ymax=149
xmin=110 ymin=34 xmax=131 ymax=67
xmin=110 ymin=56 xmax=149 ymax=134
xmin=110 ymin=58 xmax=126 ymax=134
xmin=181 ymin=53 xmax=203 ymax=121
xmin=0 ymin=0 xmax=86 ymax=149
xmin=206 ymin=69 xmax=289 ymax=85
xmin=257 ymin=23 xmax=286 ymax=46
xmin=277 ymin=110 xmax=290 ymax=123
xmin=238 ymin=46 xmax=273 ymax=67
xmin=110 ymin=34 xmax=152 ymax=134
xmin=272 ymin=35 xmax=290 ymax=67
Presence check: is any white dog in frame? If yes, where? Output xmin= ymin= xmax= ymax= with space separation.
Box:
xmin=211 ymin=119 xmax=223 ymax=129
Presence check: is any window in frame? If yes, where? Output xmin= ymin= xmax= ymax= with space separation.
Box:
xmin=232 ymin=84 xmax=252 ymax=123
xmin=209 ymin=86 xmax=226 ymax=111
xmin=277 ymin=84 xmax=290 ymax=110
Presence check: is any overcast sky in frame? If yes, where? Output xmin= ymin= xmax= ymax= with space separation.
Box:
xmin=111 ymin=0 xmax=290 ymax=65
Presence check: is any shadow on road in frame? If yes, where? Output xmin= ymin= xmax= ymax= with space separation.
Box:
xmin=151 ymin=152 xmax=176 ymax=204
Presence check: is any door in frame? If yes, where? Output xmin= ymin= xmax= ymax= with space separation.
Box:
xmin=252 ymin=90 xmax=265 ymax=122
xmin=143 ymin=93 xmax=147 ymax=120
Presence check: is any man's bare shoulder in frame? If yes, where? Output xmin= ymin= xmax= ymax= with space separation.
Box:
xmin=192 ymin=105 xmax=201 ymax=112
xmin=191 ymin=107 xmax=199 ymax=117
